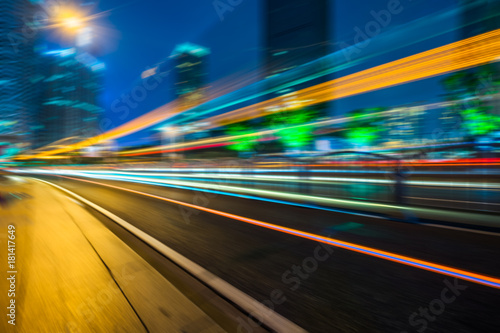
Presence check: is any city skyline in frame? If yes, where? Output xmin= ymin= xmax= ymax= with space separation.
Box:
xmin=74 ymin=0 xmax=463 ymax=148
xmin=1 ymin=2 xmax=500 ymax=333
xmin=3 ymin=0 xmax=495 ymax=155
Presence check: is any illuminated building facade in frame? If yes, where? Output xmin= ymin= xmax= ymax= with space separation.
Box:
xmin=35 ymin=48 xmax=104 ymax=148
xmin=459 ymin=0 xmax=500 ymax=38
xmin=460 ymin=0 xmax=500 ymax=117
xmin=263 ymin=0 xmax=331 ymax=120
xmin=384 ymin=106 xmax=426 ymax=145
xmin=438 ymin=0 xmax=500 ymax=137
xmin=263 ymin=0 xmax=329 ymax=78
xmin=171 ymin=42 xmax=210 ymax=115
xmin=147 ymin=43 xmax=210 ymax=151
xmin=0 ymin=0 xmax=40 ymax=151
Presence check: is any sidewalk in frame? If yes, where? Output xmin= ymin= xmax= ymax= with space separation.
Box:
xmin=0 ymin=177 xmax=225 ymax=332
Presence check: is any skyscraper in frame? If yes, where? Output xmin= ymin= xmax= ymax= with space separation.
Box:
xmin=171 ymin=42 xmax=210 ymax=114
xmin=263 ymin=0 xmax=329 ymax=78
xmin=35 ymin=48 xmax=104 ymax=148
xmin=460 ymin=0 xmax=500 ymax=39
xmin=459 ymin=0 xmax=500 ymax=117
xmin=263 ymin=0 xmax=331 ymax=122
xmin=0 ymin=0 xmax=41 ymax=151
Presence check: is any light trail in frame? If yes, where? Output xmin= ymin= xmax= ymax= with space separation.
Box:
xmin=46 ymin=169 xmax=500 ymax=189
xmin=53 ymin=173 xmax=384 ymax=218
xmin=190 ymin=29 xmax=500 ymax=131
xmin=39 ymin=169 xmax=500 ymax=209
xmin=17 ymin=99 xmax=187 ymax=160
xmin=119 ymin=106 xmax=422 ymax=156
xmin=55 ymin=175 xmax=500 ymax=289
xmin=119 ymin=100 xmax=497 ymax=158
xmin=34 ymin=178 xmax=306 ymax=333
xmin=17 ymin=29 xmax=500 ymax=160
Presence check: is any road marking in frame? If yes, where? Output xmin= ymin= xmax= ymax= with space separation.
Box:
xmin=45 ymin=175 xmax=500 ymax=290
xmin=58 ymin=171 xmax=384 ymax=219
xmin=421 ymin=224 xmax=500 ymax=237
xmin=34 ymin=178 xmax=307 ymax=333
xmin=408 ymin=196 xmax=500 ymax=206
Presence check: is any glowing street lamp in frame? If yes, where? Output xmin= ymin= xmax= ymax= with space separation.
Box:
xmin=61 ymin=16 xmax=83 ymax=30
xmin=47 ymin=5 xmax=98 ymax=48
xmin=53 ymin=7 xmax=86 ymax=33
xmin=45 ymin=4 xmax=102 ymax=53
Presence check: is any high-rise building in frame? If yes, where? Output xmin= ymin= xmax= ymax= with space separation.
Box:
xmin=461 ymin=0 xmax=500 ymax=116
xmin=460 ymin=0 xmax=500 ymax=39
xmin=0 ymin=0 xmax=41 ymax=151
xmin=383 ymin=106 xmax=427 ymax=146
xmin=35 ymin=48 xmax=104 ymax=148
xmin=263 ymin=0 xmax=329 ymax=78
xmin=437 ymin=0 xmax=500 ymax=138
xmin=262 ymin=0 xmax=331 ymax=121
xmin=171 ymin=42 xmax=210 ymax=114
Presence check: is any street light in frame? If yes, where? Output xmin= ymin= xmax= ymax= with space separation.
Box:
xmin=61 ymin=16 xmax=83 ymax=30
xmin=48 ymin=5 xmax=94 ymax=41
xmin=54 ymin=7 xmax=85 ymax=31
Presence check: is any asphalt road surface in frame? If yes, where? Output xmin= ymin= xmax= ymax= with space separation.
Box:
xmin=33 ymin=174 xmax=500 ymax=333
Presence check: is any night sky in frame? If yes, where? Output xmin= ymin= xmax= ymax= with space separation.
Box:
xmin=48 ymin=0 xmax=460 ymax=144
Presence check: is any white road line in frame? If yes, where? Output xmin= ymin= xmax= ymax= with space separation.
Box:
xmin=408 ymin=196 xmax=500 ymax=206
xmin=34 ymin=178 xmax=307 ymax=333
xmin=421 ymin=223 xmax=500 ymax=237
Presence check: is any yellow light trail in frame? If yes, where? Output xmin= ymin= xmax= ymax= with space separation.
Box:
xmin=17 ymin=99 xmax=187 ymax=160
xmin=118 ymin=100 xmax=473 ymax=156
xmin=16 ymin=67 xmax=263 ymax=160
xmin=194 ymin=29 xmax=500 ymax=131
xmin=19 ymin=29 xmax=500 ymax=159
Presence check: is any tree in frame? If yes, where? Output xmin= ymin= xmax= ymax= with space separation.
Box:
xmin=461 ymin=107 xmax=500 ymax=137
xmin=265 ymin=108 xmax=317 ymax=150
xmin=441 ymin=65 xmax=500 ymax=139
xmin=225 ymin=122 xmax=259 ymax=154
xmin=344 ymin=107 xmax=385 ymax=148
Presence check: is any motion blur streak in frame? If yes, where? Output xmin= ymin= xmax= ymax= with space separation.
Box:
xmin=179 ymin=29 xmax=500 ymax=132
xmin=56 ymin=175 xmax=500 ymax=290
xmin=118 ymin=110 xmax=461 ymax=156
xmin=29 ymin=170 xmax=383 ymax=217
xmin=39 ymin=169 xmax=500 ymax=189
xmin=19 ymin=28 xmax=500 ymax=160
xmin=121 ymin=29 xmax=500 ymax=156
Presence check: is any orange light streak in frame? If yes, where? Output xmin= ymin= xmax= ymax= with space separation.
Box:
xmin=20 ymin=29 xmax=500 ymax=159
xmin=58 ymin=175 xmax=500 ymax=289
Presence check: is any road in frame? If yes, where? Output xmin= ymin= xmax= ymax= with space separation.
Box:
xmin=26 ymin=168 xmax=500 ymax=213
xmin=32 ymin=174 xmax=500 ymax=332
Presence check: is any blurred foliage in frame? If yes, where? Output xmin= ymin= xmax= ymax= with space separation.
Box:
xmin=224 ymin=107 xmax=318 ymax=153
xmin=344 ymin=107 xmax=385 ymax=147
xmin=225 ymin=122 xmax=259 ymax=152
xmin=441 ymin=64 xmax=500 ymax=138
xmin=266 ymin=108 xmax=317 ymax=149
xmin=461 ymin=107 xmax=500 ymax=137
